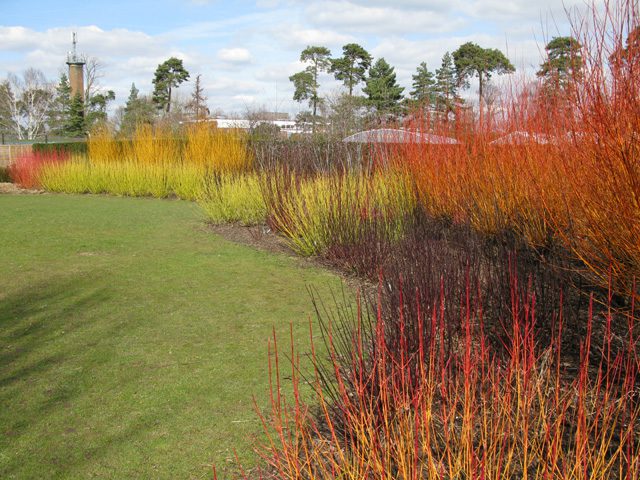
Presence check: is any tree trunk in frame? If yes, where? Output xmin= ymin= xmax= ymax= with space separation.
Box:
xmin=348 ymin=63 xmax=354 ymax=97
xmin=478 ymin=70 xmax=484 ymax=128
xmin=312 ymin=66 xmax=318 ymax=133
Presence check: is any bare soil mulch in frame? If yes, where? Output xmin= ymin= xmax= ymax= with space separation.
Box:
xmin=0 ymin=182 xmax=44 ymax=195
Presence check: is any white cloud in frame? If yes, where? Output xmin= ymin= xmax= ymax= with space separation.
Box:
xmin=256 ymin=62 xmax=302 ymax=81
xmin=217 ymin=47 xmax=252 ymax=63
xmin=0 ymin=27 xmax=41 ymax=51
xmin=271 ymin=25 xmax=356 ymax=49
xmin=460 ymin=0 xmax=597 ymax=22
xmin=304 ymin=1 xmax=465 ymax=35
xmin=1 ymin=0 xmax=596 ymax=116
xmin=0 ymin=25 xmax=160 ymax=58
xmin=233 ymin=94 xmax=256 ymax=103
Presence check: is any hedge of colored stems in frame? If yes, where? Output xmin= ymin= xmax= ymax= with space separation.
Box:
xmin=247 ymin=275 xmax=639 ymax=480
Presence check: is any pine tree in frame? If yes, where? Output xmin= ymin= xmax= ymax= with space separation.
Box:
xmin=86 ymin=90 xmax=115 ymax=130
xmin=289 ymin=46 xmax=332 ymax=121
xmin=65 ymin=94 xmax=86 ymax=137
xmin=330 ymin=43 xmax=372 ymax=97
xmin=537 ymin=36 xmax=583 ymax=93
xmin=410 ymin=62 xmax=436 ymax=106
xmin=121 ymin=83 xmax=156 ymax=135
xmin=152 ymin=57 xmax=190 ymax=113
xmin=47 ymin=73 xmax=72 ymax=136
xmin=363 ymin=58 xmax=405 ymax=114
xmin=453 ymin=42 xmax=514 ymax=108
xmin=434 ymin=52 xmax=459 ymax=114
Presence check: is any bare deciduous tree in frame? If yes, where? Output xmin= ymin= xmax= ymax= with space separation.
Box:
xmin=84 ymin=56 xmax=104 ymax=103
xmin=0 ymin=69 xmax=54 ymax=140
xmin=324 ymin=90 xmax=369 ymax=140
xmin=186 ymin=74 xmax=209 ymax=120
xmin=244 ymin=104 xmax=271 ymax=131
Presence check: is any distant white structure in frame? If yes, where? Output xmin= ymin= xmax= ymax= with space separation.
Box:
xmin=490 ymin=131 xmax=552 ymax=145
xmin=343 ymin=128 xmax=460 ymax=145
xmin=212 ymin=118 xmax=251 ymax=129
xmin=194 ymin=118 xmax=306 ymax=137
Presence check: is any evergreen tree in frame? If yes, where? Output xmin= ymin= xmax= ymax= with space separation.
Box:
xmin=65 ymin=94 xmax=86 ymax=137
xmin=537 ymin=36 xmax=583 ymax=92
xmin=363 ymin=58 xmax=405 ymax=114
xmin=434 ymin=52 xmax=459 ymax=113
xmin=289 ymin=46 xmax=332 ymax=130
xmin=453 ymin=42 xmax=515 ymax=108
xmin=152 ymin=57 xmax=190 ymax=113
xmin=121 ymin=83 xmax=156 ymax=135
xmin=85 ymin=90 xmax=115 ymax=130
xmin=47 ymin=73 xmax=72 ymax=136
xmin=330 ymin=43 xmax=372 ymax=96
xmin=410 ymin=62 xmax=436 ymax=105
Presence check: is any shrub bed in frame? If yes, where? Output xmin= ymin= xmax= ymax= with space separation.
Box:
xmin=32 ymin=141 xmax=88 ymax=156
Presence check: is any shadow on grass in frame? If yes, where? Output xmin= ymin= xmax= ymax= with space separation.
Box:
xmin=0 ymin=274 xmax=150 ymax=477
xmin=0 ymin=274 xmax=111 ymax=382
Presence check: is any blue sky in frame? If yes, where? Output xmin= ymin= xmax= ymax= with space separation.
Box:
xmin=1 ymin=0 xmax=591 ymax=116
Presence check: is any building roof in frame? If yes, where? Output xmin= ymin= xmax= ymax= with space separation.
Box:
xmin=213 ymin=118 xmax=251 ymax=129
xmin=490 ymin=131 xmax=552 ymax=145
xmin=342 ymin=128 xmax=460 ymax=144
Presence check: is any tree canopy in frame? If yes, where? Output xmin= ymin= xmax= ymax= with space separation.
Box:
xmin=65 ymin=93 xmax=86 ymax=137
xmin=0 ymin=68 xmax=55 ymax=140
xmin=453 ymin=42 xmax=514 ymax=107
xmin=330 ymin=43 xmax=372 ymax=96
xmin=363 ymin=58 xmax=405 ymax=115
xmin=537 ymin=36 xmax=583 ymax=91
xmin=121 ymin=83 xmax=156 ymax=135
xmin=434 ymin=52 xmax=460 ymax=114
xmin=152 ymin=57 xmax=190 ymax=113
xmin=85 ymin=90 xmax=115 ymax=130
xmin=410 ymin=62 xmax=436 ymax=106
xmin=289 ymin=46 xmax=332 ymax=128
xmin=47 ymin=73 xmax=71 ymax=136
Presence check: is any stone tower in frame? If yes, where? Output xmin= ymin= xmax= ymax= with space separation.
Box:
xmin=66 ymin=33 xmax=85 ymax=100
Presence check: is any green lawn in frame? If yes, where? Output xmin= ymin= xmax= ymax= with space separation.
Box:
xmin=0 ymin=194 xmax=344 ymax=479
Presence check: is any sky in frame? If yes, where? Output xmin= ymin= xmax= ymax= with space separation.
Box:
xmin=0 ymin=0 xmax=596 ymax=117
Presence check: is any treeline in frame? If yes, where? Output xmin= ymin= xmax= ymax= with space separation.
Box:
xmin=0 ymin=56 xmax=206 ymax=141
xmin=0 ymin=62 xmax=115 ymax=141
xmin=0 ymin=32 xmax=594 ymax=141
xmin=289 ymin=35 xmax=588 ymax=133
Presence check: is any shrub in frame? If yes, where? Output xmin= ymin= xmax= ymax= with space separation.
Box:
xmin=32 ymin=141 xmax=88 ymax=156
xmin=8 ymin=151 xmax=69 ymax=188
xmin=87 ymin=122 xmax=252 ymax=173
xmin=198 ymin=173 xmax=266 ymax=225
xmin=251 ymin=138 xmax=370 ymax=174
xmin=397 ymin=6 xmax=640 ymax=300
xmin=39 ymin=159 xmax=208 ymax=199
xmin=545 ymin=0 xmax=640 ymax=299
xmin=39 ymin=122 xmax=252 ymax=199
xmin=247 ymin=277 xmax=639 ymax=479
xmin=184 ymin=123 xmax=251 ymax=173
xmin=262 ymin=168 xmax=416 ymax=256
